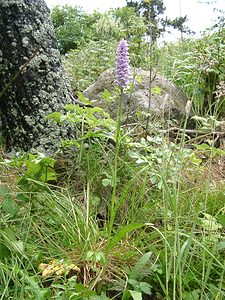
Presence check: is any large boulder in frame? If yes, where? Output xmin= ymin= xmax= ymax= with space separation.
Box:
xmin=83 ymin=68 xmax=190 ymax=121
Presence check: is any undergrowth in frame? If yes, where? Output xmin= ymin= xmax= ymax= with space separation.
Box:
xmin=0 ymin=101 xmax=224 ymax=299
xmin=0 ymin=12 xmax=225 ymax=300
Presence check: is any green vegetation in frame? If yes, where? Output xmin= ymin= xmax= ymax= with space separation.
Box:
xmin=0 ymin=2 xmax=225 ymax=300
xmin=60 ymin=4 xmax=224 ymax=117
xmin=157 ymin=32 xmax=225 ymax=117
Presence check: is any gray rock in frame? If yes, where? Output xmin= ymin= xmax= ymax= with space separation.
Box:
xmin=84 ymin=68 xmax=191 ymax=121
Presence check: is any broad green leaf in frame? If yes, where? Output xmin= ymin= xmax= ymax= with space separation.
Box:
xmin=64 ymin=104 xmax=79 ymax=111
xmin=85 ymin=250 xmax=94 ymax=260
xmin=61 ymin=114 xmax=80 ymax=124
xmin=129 ymin=290 xmax=142 ymax=300
xmin=0 ymin=243 xmax=10 ymax=260
xmin=62 ymin=139 xmax=80 ymax=148
xmin=22 ymin=273 xmax=50 ymax=300
xmin=217 ymin=215 xmax=225 ymax=228
xmin=122 ymin=289 xmax=131 ymax=300
xmin=11 ymin=240 xmax=24 ymax=254
xmin=150 ymin=175 xmax=158 ymax=185
xmin=129 ymin=252 xmax=152 ymax=280
xmin=136 ymin=158 xmax=145 ymax=164
xmin=195 ymin=143 xmax=225 ymax=156
xmin=102 ymin=178 xmax=113 ymax=187
xmin=139 ymin=282 xmax=152 ymax=295
xmin=216 ymin=241 xmax=225 ymax=251
xmin=2 ymin=228 xmax=24 ymax=254
xmin=89 ymin=296 xmax=109 ymax=300
xmin=95 ymin=251 xmax=106 ymax=263
xmin=200 ymin=213 xmax=222 ymax=231
xmin=128 ymin=279 xmax=139 ymax=287
xmin=1 ymin=196 xmax=17 ymax=216
xmin=106 ymin=223 xmax=146 ymax=253
xmin=100 ymin=89 xmax=115 ymax=103
xmin=77 ymin=91 xmax=92 ymax=104
xmin=0 ymin=186 xmax=9 ymax=196
xmin=74 ymin=283 xmax=96 ymax=296
xmin=200 ymin=219 xmax=222 ymax=231
xmin=39 ymin=168 xmax=56 ymax=182
xmin=47 ymin=112 xmax=63 ymax=123
xmin=183 ymin=290 xmax=200 ymax=300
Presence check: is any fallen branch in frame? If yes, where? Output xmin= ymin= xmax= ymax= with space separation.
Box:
xmin=160 ymin=127 xmax=225 ymax=136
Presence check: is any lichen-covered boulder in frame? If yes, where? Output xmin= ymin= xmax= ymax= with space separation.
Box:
xmin=0 ymin=0 xmax=74 ymax=152
xmin=83 ymin=68 xmax=190 ymax=120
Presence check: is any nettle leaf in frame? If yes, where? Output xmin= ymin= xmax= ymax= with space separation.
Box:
xmin=211 ymin=147 xmax=225 ymax=156
xmin=195 ymin=144 xmax=225 ymax=156
xmin=25 ymin=159 xmax=41 ymax=177
xmin=189 ymin=154 xmax=202 ymax=165
xmin=74 ymin=283 xmax=96 ymax=296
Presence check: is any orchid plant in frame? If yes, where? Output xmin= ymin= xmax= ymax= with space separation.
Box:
xmin=108 ymin=39 xmax=130 ymax=238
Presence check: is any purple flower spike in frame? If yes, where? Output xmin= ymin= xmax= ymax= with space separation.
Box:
xmin=116 ymin=39 xmax=130 ymax=89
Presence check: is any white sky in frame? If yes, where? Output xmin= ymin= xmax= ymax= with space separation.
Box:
xmin=45 ymin=0 xmax=225 ymax=36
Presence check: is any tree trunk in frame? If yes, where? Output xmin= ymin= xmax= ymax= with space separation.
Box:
xmin=0 ymin=0 xmax=74 ymax=152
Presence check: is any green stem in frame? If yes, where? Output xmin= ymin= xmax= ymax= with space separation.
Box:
xmin=101 ymin=88 xmax=123 ymax=284
xmin=108 ymin=88 xmax=123 ymax=241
